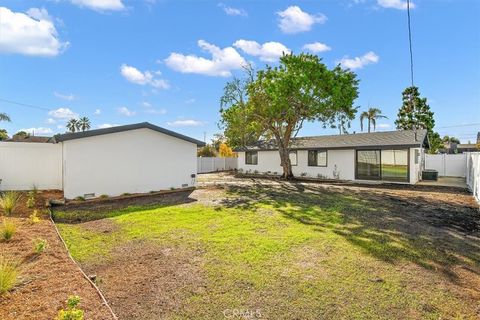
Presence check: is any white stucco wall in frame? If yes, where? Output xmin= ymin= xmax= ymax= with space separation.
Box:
xmin=0 ymin=142 xmax=62 ymax=190
xmin=410 ymin=147 xmax=422 ymax=184
xmin=62 ymin=128 xmax=197 ymax=199
xmin=238 ymin=149 xmax=355 ymax=180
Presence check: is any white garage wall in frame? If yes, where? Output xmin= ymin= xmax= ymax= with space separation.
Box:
xmin=0 ymin=142 xmax=62 ymax=190
xmin=62 ymin=128 xmax=197 ymax=199
xmin=237 ymin=149 xmax=355 ymax=180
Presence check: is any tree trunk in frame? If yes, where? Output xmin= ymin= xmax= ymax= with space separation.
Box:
xmin=278 ymin=145 xmax=294 ymax=179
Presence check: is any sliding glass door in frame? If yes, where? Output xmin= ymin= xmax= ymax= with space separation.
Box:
xmin=356 ymin=149 xmax=409 ymax=182
xmin=356 ymin=150 xmax=381 ymax=180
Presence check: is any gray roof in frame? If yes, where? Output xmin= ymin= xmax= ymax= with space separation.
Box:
xmin=236 ymin=129 xmax=429 ymax=151
xmin=53 ymin=122 xmax=206 ymax=146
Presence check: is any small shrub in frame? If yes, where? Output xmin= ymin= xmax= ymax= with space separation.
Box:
xmin=74 ymin=196 xmax=85 ymax=202
xmin=0 ymin=256 xmax=19 ymax=294
xmin=317 ymin=173 xmax=327 ymax=179
xmin=300 ymin=172 xmax=307 ymax=177
xmin=253 ymin=170 xmax=259 ymax=174
xmin=33 ymin=239 xmax=48 ymax=254
xmin=99 ymin=194 xmax=109 ymax=199
xmin=32 ymin=185 xmax=38 ymax=196
xmin=26 ymin=191 xmax=35 ymax=209
xmin=56 ymin=295 xmax=84 ymax=320
xmin=30 ymin=210 xmax=40 ymax=224
xmin=1 ymin=219 xmax=16 ymax=241
xmin=121 ymin=193 xmax=131 ymax=197
xmin=170 ymin=187 xmax=176 ymax=190
xmin=0 ymin=191 xmax=20 ymax=215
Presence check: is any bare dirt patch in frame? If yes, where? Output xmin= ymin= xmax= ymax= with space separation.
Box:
xmin=0 ymin=191 xmax=114 ymax=320
xmin=81 ymin=240 xmax=205 ymax=320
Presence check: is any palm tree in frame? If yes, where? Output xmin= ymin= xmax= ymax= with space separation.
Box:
xmin=66 ymin=118 xmax=79 ymax=133
xmin=360 ymin=107 xmax=387 ymax=133
xmin=77 ymin=117 xmax=91 ymax=132
xmin=0 ymin=112 xmax=11 ymax=122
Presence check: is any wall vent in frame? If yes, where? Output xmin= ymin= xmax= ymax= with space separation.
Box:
xmin=181 ymin=184 xmax=189 ymax=188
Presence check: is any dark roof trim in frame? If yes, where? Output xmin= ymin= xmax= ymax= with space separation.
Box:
xmin=235 ymin=144 xmax=425 ymax=152
xmin=53 ymin=122 xmax=206 ymax=146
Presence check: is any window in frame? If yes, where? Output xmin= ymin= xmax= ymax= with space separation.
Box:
xmin=381 ymin=149 xmax=408 ymax=182
xmin=308 ymin=150 xmax=327 ymax=167
xmin=356 ymin=149 xmax=409 ymax=182
xmin=289 ymin=151 xmax=298 ymax=166
xmin=245 ymin=151 xmax=258 ymax=165
xmin=356 ymin=150 xmax=381 ymax=180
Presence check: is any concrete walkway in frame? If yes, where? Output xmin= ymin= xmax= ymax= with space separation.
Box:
xmin=417 ymin=177 xmax=467 ymax=188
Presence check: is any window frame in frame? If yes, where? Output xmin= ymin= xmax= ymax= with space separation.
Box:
xmin=355 ymin=148 xmax=410 ymax=183
xmin=245 ymin=151 xmax=258 ymax=165
xmin=307 ymin=150 xmax=328 ymax=167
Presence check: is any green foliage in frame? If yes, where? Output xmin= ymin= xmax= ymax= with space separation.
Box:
xmin=0 ymin=112 xmax=11 ymax=122
xmin=0 ymin=129 xmax=9 ymax=141
xmin=26 ymin=191 xmax=35 ymax=209
xmin=77 ymin=117 xmax=91 ymax=132
xmin=360 ymin=107 xmax=387 ymax=133
xmin=99 ymin=194 xmax=109 ymax=199
xmin=0 ymin=191 xmax=20 ymax=215
xmin=1 ymin=219 xmax=16 ymax=241
xmin=197 ymin=145 xmax=217 ymax=157
xmin=13 ymin=131 xmax=30 ymax=139
xmin=56 ymin=295 xmax=84 ymax=320
xmin=442 ymin=135 xmax=460 ymax=144
xmin=30 ymin=209 xmax=41 ymax=224
xmin=33 ymin=238 xmax=48 ymax=254
xmin=66 ymin=119 xmax=79 ymax=133
xmin=74 ymin=196 xmax=85 ymax=202
xmin=0 ymin=256 xmax=18 ymax=294
xmin=220 ymin=53 xmax=359 ymax=178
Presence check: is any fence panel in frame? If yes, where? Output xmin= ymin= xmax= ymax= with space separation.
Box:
xmin=0 ymin=142 xmax=62 ymax=190
xmin=466 ymin=152 xmax=480 ymax=203
xmin=197 ymin=157 xmax=237 ymax=173
xmin=425 ymin=153 xmax=467 ymax=177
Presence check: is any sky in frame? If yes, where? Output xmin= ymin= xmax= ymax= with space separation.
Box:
xmin=0 ymin=0 xmax=479 ymax=143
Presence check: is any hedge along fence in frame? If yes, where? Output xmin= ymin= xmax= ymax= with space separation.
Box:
xmin=0 ymin=142 xmax=62 ymax=191
xmin=197 ymin=157 xmax=237 ymax=173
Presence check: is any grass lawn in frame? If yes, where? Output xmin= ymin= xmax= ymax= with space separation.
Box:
xmin=56 ymin=182 xmax=480 ymax=319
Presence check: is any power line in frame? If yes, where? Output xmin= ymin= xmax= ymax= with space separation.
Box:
xmin=407 ymin=0 xmax=414 ymax=87
xmin=436 ymin=122 xmax=480 ymax=129
xmin=0 ymin=97 xmax=51 ymax=111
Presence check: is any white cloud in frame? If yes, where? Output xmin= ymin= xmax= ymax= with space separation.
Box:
xmin=144 ymin=108 xmax=167 ymax=115
xmin=70 ymin=0 xmax=125 ymax=11
xmin=117 ymin=107 xmax=136 ymax=116
xmin=303 ymin=42 xmax=331 ymax=53
xmin=142 ymin=101 xmax=152 ymax=108
xmin=48 ymin=107 xmax=79 ymax=119
xmin=218 ymin=3 xmax=247 ymax=16
xmin=164 ymin=40 xmax=247 ymax=77
xmin=377 ymin=0 xmax=414 ymax=10
xmin=0 ymin=7 xmax=68 ymax=56
xmin=57 ymin=124 xmax=65 ymax=130
xmin=277 ymin=6 xmax=327 ymax=34
xmin=338 ymin=51 xmax=379 ymax=69
xmin=46 ymin=118 xmax=56 ymax=124
xmin=377 ymin=123 xmax=391 ymax=129
xmin=94 ymin=109 xmax=101 ymax=115
xmin=167 ymin=119 xmax=204 ymax=127
xmin=19 ymin=127 xmax=53 ymax=135
xmin=97 ymin=123 xmax=119 ymax=129
xmin=54 ymin=91 xmax=75 ymax=101
xmin=233 ymin=40 xmax=290 ymax=62
xmin=120 ymin=64 xmax=170 ymax=89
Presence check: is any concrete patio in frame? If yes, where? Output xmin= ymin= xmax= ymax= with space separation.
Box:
xmin=417 ymin=176 xmax=468 ymax=189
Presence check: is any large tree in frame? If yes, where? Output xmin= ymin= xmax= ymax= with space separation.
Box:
xmin=78 ymin=117 xmax=91 ymax=132
xmin=0 ymin=112 xmax=11 ymax=122
xmin=395 ymin=86 xmax=438 ymax=153
xmin=360 ymin=107 xmax=387 ymax=133
xmin=0 ymin=129 xmax=9 ymax=141
xmin=220 ymin=53 xmax=359 ymax=179
xmin=66 ymin=119 xmax=79 ymax=133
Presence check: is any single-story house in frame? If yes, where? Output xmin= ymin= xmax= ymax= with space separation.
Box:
xmin=0 ymin=122 xmax=205 ymax=199
xmin=236 ymin=130 xmax=429 ymax=184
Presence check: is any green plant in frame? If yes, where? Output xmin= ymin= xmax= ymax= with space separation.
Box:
xmin=121 ymin=193 xmax=131 ymax=197
xmin=0 ymin=256 xmax=18 ymax=294
xmin=56 ymin=295 xmax=84 ymax=320
xmin=33 ymin=238 xmax=48 ymax=254
xmin=1 ymin=219 xmax=16 ymax=241
xmin=26 ymin=191 xmax=35 ymax=209
xmin=74 ymin=196 xmax=85 ymax=202
xmin=99 ymin=194 xmax=109 ymax=199
xmin=0 ymin=191 xmax=20 ymax=215
xmin=30 ymin=210 xmax=40 ymax=224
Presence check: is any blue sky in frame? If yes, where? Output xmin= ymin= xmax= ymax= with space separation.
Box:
xmin=0 ymin=0 xmax=479 ymax=143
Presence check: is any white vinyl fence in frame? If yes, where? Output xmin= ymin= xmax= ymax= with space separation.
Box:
xmin=424 ymin=153 xmax=467 ymax=177
xmin=466 ymin=152 xmax=480 ymax=203
xmin=0 ymin=142 xmax=62 ymax=190
xmin=197 ymin=157 xmax=237 ymax=173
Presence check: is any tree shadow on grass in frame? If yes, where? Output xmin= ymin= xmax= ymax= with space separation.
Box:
xmin=221 ymin=181 xmax=480 ymax=282
xmin=52 ymin=190 xmax=197 ymax=223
